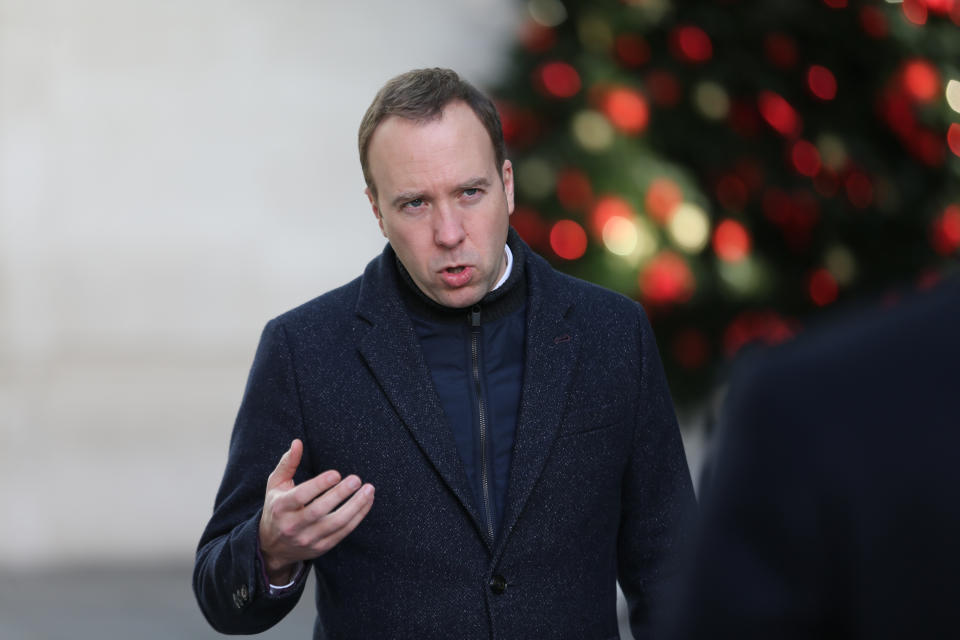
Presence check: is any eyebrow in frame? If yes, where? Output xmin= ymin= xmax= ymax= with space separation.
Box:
xmin=389 ymin=177 xmax=493 ymax=209
xmin=458 ymin=177 xmax=492 ymax=191
xmin=391 ymin=191 xmax=426 ymax=209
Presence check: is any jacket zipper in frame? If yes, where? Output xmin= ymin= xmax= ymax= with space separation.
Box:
xmin=470 ymin=304 xmax=495 ymax=542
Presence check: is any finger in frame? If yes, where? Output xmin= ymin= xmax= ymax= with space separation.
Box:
xmin=278 ymin=469 xmax=342 ymax=512
xmin=266 ymin=439 xmax=303 ymax=490
xmin=302 ymin=475 xmax=365 ymax=519
xmin=308 ymin=482 xmax=374 ymax=535
xmin=307 ymin=485 xmax=375 ymax=554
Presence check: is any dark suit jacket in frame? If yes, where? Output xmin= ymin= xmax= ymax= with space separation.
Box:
xmin=194 ymin=238 xmax=696 ymax=639
xmin=668 ymin=276 xmax=960 ymax=639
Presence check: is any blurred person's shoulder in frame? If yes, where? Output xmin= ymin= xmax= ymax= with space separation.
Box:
xmin=734 ymin=271 xmax=960 ymax=390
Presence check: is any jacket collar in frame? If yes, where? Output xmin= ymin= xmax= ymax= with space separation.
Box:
xmin=391 ymin=229 xmax=528 ymax=324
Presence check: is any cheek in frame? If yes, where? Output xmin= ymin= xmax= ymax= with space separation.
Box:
xmin=392 ymin=224 xmax=434 ymax=257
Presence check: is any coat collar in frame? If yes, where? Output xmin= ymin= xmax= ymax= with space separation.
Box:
xmin=354 ymin=234 xmax=580 ymax=553
xmin=496 ymin=248 xmax=579 ymax=555
xmin=354 ymin=248 xmax=488 ymax=545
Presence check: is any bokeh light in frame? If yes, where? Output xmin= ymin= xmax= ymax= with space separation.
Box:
xmin=791 ymin=139 xmax=822 ymax=177
xmin=670 ymin=25 xmax=713 ymax=63
xmin=632 ymin=217 xmax=659 ymax=261
xmin=712 ymin=219 xmax=751 ymax=262
xmin=758 ymin=90 xmax=801 ymax=137
xmin=511 ymin=206 xmax=548 ymax=251
xmin=549 ymin=219 xmax=588 ymax=260
xmin=859 ymin=6 xmax=889 ymax=37
xmin=718 ymin=256 xmax=765 ymax=297
xmin=924 ymin=0 xmax=956 ymax=15
xmin=572 ymin=110 xmax=615 ymax=152
xmin=645 ymin=177 xmax=683 ymax=224
xmin=590 ymin=195 xmax=635 ymax=238
xmin=902 ymin=59 xmax=940 ymax=102
xmin=667 ymin=203 xmax=710 ymax=253
xmin=808 ymin=268 xmax=839 ymax=306
xmin=902 ymin=0 xmax=929 ymax=25
xmin=931 ymin=204 xmax=960 ymax=255
xmin=845 ymin=171 xmax=874 ymax=209
xmin=602 ymin=215 xmax=639 ymax=256
xmin=817 ymin=134 xmax=849 ymax=171
xmin=947 ymin=79 xmax=960 ymax=113
xmin=694 ymin=81 xmax=730 ymax=120
xmin=824 ymin=245 xmax=858 ymax=285
xmin=497 ymin=102 xmax=541 ymax=149
xmin=538 ymin=61 xmax=581 ymax=98
xmin=578 ymin=14 xmax=614 ymax=53
xmin=520 ymin=21 xmax=557 ymax=53
xmin=527 ymin=0 xmax=567 ymax=27
xmin=639 ymin=251 xmax=695 ymax=304
xmin=948 ymin=123 xmax=960 ymax=158
xmin=807 ymin=65 xmax=838 ymax=100
xmin=517 ymin=157 xmax=556 ymax=200
xmin=602 ymin=87 xmax=650 ymax=134
xmin=555 ymin=168 xmax=593 ymax=211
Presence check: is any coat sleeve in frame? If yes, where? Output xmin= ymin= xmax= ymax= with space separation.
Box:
xmin=193 ymin=319 xmax=313 ymax=634
xmin=617 ymin=303 xmax=698 ymax=639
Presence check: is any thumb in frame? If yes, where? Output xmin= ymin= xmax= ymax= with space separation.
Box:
xmin=267 ymin=439 xmax=302 ymax=489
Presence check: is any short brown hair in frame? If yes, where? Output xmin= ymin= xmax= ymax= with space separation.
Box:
xmin=358 ymin=68 xmax=506 ymax=197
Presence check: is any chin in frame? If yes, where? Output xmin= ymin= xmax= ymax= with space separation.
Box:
xmin=438 ymin=290 xmax=483 ymax=310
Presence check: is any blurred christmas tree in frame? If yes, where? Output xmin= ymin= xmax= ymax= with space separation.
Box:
xmin=492 ymin=0 xmax=960 ymax=404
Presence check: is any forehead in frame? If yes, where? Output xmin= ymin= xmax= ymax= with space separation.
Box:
xmin=366 ymin=101 xmax=497 ymax=192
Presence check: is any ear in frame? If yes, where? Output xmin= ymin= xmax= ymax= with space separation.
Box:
xmin=501 ymin=159 xmax=515 ymax=216
xmin=366 ymin=187 xmax=388 ymax=238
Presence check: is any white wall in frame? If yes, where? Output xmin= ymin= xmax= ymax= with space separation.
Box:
xmin=0 ymin=0 xmax=521 ymax=567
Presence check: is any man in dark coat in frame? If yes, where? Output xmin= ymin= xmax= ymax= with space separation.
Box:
xmin=667 ymin=275 xmax=960 ymax=639
xmin=194 ymin=67 xmax=696 ymax=639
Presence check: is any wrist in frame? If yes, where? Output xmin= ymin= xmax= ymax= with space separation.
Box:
xmin=256 ymin=528 xmax=298 ymax=586
xmin=264 ymin=558 xmax=297 ymax=585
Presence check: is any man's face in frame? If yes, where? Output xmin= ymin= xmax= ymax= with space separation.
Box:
xmin=365 ymin=101 xmax=514 ymax=309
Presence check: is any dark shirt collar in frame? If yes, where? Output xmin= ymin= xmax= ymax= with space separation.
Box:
xmin=394 ymin=228 xmax=527 ymax=323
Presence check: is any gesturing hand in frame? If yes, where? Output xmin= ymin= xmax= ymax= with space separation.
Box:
xmin=258 ymin=439 xmax=375 ymax=584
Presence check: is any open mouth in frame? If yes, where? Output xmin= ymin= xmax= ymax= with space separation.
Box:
xmin=439 ymin=265 xmax=473 ymax=287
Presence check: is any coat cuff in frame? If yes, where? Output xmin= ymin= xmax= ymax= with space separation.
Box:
xmin=255 ymin=530 xmax=308 ymax=597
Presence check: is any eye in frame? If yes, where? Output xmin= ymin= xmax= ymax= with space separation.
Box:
xmin=463 ymin=188 xmax=481 ymax=198
xmin=403 ymin=198 xmax=425 ymax=210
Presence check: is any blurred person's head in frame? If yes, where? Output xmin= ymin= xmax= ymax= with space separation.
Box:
xmin=359 ymin=68 xmax=514 ymax=309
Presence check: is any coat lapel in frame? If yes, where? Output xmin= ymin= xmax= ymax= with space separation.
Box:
xmin=497 ymin=254 xmax=580 ymax=553
xmin=354 ymin=251 xmax=489 ymax=547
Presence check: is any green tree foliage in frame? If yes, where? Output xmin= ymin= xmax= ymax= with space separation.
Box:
xmin=493 ymin=0 xmax=960 ymax=403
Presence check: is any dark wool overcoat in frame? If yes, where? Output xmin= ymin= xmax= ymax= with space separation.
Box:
xmin=194 ymin=236 xmax=696 ymax=640
xmin=667 ymin=275 xmax=960 ymax=639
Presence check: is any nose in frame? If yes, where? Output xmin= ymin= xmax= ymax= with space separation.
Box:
xmin=433 ymin=203 xmax=466 ymax=248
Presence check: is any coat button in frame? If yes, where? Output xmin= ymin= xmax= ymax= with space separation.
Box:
xmin=489 ymin=574 xmax=507 ymax=595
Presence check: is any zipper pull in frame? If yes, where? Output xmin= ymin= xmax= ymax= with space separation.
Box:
xmin=471 ymin=304 xmax=481 ymax=328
